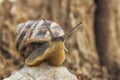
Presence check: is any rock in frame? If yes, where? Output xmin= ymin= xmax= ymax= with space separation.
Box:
xmin=4 ymin=62 xmax=77 ymax=80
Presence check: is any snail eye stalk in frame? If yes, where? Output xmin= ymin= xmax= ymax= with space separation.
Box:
xmin=43 ymin=18 xmax=55 ymax=39
xmin=43 ymin=18 xmax=82 ymax=41
xmin=63 ymin=22 xmax=82 ymax=39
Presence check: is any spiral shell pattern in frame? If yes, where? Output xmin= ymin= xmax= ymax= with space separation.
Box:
xmin=15 ymin=20 xmax=64 ymax=51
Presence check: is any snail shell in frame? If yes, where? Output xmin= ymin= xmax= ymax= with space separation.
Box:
xmin=15 ymin=20 xmax=65 ymax=66
xmin=15 ymin=19 xmax=82 ymax=66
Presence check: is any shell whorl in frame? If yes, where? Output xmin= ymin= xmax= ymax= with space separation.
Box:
xmin=15 ymin=20 xmax=64 ymax=51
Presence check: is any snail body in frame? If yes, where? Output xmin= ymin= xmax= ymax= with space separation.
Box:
xmin=15 ymin=19 xmax=81 ymax=66
xmin=26 ymin=41 xmax=65 ymax=66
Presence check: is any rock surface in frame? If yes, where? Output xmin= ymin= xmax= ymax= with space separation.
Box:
xmin=4 ymin=62 xmax=77 ymax=80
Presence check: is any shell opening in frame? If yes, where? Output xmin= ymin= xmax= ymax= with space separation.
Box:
xmin=21 ymin=42 xmax=47 ymax=58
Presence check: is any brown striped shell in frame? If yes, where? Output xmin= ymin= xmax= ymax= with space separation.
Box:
xmin=15 ymin=20 xmax=64 ymax=51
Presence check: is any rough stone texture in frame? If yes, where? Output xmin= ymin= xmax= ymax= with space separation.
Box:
xmin=4 ymin=62 xmax=77 ymax=80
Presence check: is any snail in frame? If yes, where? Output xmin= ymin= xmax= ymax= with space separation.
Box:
xmin=15 ymin=19 xmax=82 ymax=66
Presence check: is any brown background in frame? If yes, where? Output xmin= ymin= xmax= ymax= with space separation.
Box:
xmin=0 ymin=0 xmax=120 ymax=80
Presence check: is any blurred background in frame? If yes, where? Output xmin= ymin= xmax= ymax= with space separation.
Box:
xmin=0 ymin=0 xmax=120 ymax=80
